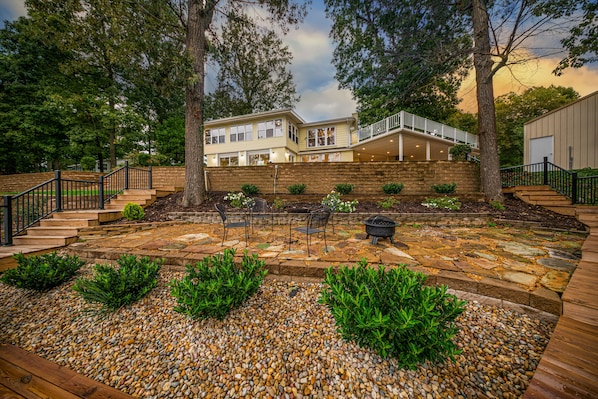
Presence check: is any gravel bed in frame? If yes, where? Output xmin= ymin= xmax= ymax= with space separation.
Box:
xmin=0 ymin=266 xmax=556 ymax=398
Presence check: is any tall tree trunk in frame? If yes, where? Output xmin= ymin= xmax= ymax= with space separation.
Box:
xmin=182 ymin=0 xmax=208 ymax=207
xmin=472 ymin=0 xmax=503 ymax=202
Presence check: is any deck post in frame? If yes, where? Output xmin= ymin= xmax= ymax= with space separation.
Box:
xmin=98 ymin=175 xmax=105 ymax=210
xmin=543 ymin=157 xmax=549 ymax=186
xmin=3 ymin=195 xmax=13 ymax=246
xmin=571 ymin=172 xmax=578 ymax=205
xmin=54 ymin=170 xmax=62 ymax=212
xmin=124 ymin=161 xmax=129 ymax=190
xmin=148 ymin=165 xmax=153 ymax=189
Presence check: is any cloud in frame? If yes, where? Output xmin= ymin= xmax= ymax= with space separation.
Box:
xmin=295 ymin=82 xmax=357 ymax=121
xmin=0 ymin=0 xmax=27 ymax=26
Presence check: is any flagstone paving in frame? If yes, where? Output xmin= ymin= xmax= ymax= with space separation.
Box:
xmin=69 ymin=220 xmax=587 ymax=315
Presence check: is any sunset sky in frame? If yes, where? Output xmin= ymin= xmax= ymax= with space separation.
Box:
xmin=2 ymin=0 xmax=597 ymax=121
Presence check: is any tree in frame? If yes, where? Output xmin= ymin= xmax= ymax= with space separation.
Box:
xmin=180 ymin=0 xmax=307 ymax=207
xmin=323 ymin=0 xmax=472 ymax=125
xmin=495 ymin=86 xmax=579 ymax=167
xmin=206 ymin=15 xmax=299 ymax=119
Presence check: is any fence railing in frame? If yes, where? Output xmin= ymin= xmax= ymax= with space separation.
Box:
xmin=357 ymin=110 xmax=479 ymax=149
xmin=500 ymin=157 xmax=597 ymax=205
xmin=1 ymin=162 xmax=151 ymax=246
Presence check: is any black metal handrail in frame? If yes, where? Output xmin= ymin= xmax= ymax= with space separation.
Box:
xmin=500 ymin=157 xmax=597 ymax=205
xmin=1 ymin=162 xmax=152 ymax=246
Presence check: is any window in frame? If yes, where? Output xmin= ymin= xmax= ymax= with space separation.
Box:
xmin=288 ymin=122 xmax=298 ymax=144
xmin=258 ymin=119 xmax=283 ymax=139
xmin=307 ymin=126 xmax=335 ymax=148
xmin=230 ymin=124 xmax=253 ymax=142
xmin=248 ymin=151 xmax=270 ymax=165
xmin=219 ymin=153 xmax=239 ymax=166
xmin=205 ymin=127 xmax=226 ymax=144
xmin=301 ymin=152 xmax=341 ymax=163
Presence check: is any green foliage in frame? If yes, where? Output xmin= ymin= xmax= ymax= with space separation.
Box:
xmin=170 ymin=249 xmax=267 ymax=320
xmin=322 ymin=191 xmax=358 ymax=213
xmin=0 ymin=252 xmax=85 ymax=291
xmin=224 ymin=192 xmax=255 ymax=208
xmin=490 ymin=200 xmax=505 ymax=211
xmin=288 ymin=184 xmax=307 ymax=195
xmin=122 ymin=203 xmax=145 ymax=221
xmin=319 ymin=260 xmax=466 ymax=369
xmin=449 ymin=144 xmax=472 ymax=161
xmin=241 ymin=183 xmax=260 ymax=196
xmin=73 ymin=255 xmax=162 ymax=312
xmin=334 ymin=183 xmax=354 ymax=195
xmin=382 ymin=183 xmax=404 ymax=195
xmin=575 ymin=167 xmax=598 ymax=177
xmin=80 ymin=156 xmax=96 ymax=171
xmin=431 ymin=183 xmax=457 ymax=194
xmin=422 ymin=197 xmax=461 ymax=210
xmin=377 ymin=197 xmax=399 ymax=210
xmin=273 ymin=197 xmax=286 ymax=211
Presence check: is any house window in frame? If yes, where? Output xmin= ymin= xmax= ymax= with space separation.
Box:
xmin=257 ymin=119 xmax=283 ymax=139
xmin=248 ymin=151 xmax=270 ymax=165
xmin=205 ymin=127 xmax=226 ymax=144
xmin=301 ymin=152 xmax=341 ymax=163
xmin=288 ymin=122 xmax=298 ymax=144
xmin=219 ymin=153 xmax=239 ymax=166
xmin=230 ymin=124 xmax=253 ymax=142
xmin=307 ymin=126 xmax=335 ymax=147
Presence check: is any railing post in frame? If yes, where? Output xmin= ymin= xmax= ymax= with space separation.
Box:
xmin=98 ymin=175 xmax=105 ymax=210
xmin=148 ymin=165 xmax=153 ymax=189
xmin=571 ymin=172 xmax=578 ymax=205
xmin=543 ymin=157 xmax=548 ymax=185
xmin=54 ymin=170 xmax=62 ymax=212
xmin=124 ymin=161 xmax=129 ymax=190
xmin=3 ymin=195 xmax=13 ymax=246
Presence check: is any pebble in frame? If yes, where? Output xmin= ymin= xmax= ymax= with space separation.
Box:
xmin=0 ymin=270 xmax=556 ymax=398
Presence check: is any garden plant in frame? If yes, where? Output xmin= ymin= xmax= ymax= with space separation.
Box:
xmin=334 ymin=183 xmax=354 ymax=195
xmin=122 ymin=202 xmax=145 ymax=221
xmin=287 ymin=183 xmax=307 ymax=195
xmin=432 ymin=183 xmax=457 ymax=194
xmin=382 ymin=182 xmax=404 ymax=195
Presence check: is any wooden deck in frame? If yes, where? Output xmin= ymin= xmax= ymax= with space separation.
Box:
xmin=0 ymin=344 xmax=134 ymax=399
xmin=524 ymin=207 xmax=598 ymax=398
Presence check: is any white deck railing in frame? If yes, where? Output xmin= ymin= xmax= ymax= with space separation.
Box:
xmin=357 ymin=110 xmax=478 ymax=149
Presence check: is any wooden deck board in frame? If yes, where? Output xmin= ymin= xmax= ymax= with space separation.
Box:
xmin=0 ymin=344 xmax=134 ymax=399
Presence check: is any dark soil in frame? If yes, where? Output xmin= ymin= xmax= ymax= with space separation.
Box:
xmin=135 ymin=191 xmax=587 ymax=231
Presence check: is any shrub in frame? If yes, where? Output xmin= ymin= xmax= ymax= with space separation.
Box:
xmin=334 ymin=183 xmax=354 ymax=195
xmin=431 ymin=183 xmax=457 ymax=194
xmin=72 ymin=255 xmax=162 ymax=311
xmin=80 ymin=156 xmax=96 ymax=171
xmin=170 ymin=249 xmax=267 ymax=320
xmin=382 ymin=182 xmax=404 ymax=195
xmin=122 ymin=203 xmax=145 ymax=221
xmin=449 ymin=144 xmax=472 ymax=161
xmin=241 ymin=183 xmax=260 ymax=196
xmin=224 ymin=192 xmax=255 ymax=208
xmin=490 ymin=200 xmax=505 ymax=211
xmin=377 ymin=197 xmax=398 ymax=210
xmin=322 ymin=191 xmax=358 ymax=213
xmin=273 ymin=197 xmax=286 ymax=211
xmin=422 ymin=197 xmax=461 ymax=210
xmin=0 ymin=252 xmax=85 ymax=291
xmin=319 ymin=260 xmax=466 ymax=369
xmin=288 ymin=183 xmax=306 ymax=195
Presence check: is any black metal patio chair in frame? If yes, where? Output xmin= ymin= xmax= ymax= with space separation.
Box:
xmin=215 ymin=203 xmax=250 ymax=246
xmin=289 ymin=207 xmax=331 ymax=257
xmin=250 ymin=198 xmax=274 ymax=233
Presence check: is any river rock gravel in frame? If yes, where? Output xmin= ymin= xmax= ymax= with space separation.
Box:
xmin=0 ymin=266 xmax=556 ymax=398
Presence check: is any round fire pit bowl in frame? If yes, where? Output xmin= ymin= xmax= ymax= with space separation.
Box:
xmin=364 ymin=215 xmax=397 ymax=245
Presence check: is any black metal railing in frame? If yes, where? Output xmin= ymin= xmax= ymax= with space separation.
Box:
xmin=1 ymin=162 xmax=152 ymax=246
xmin=500 ymin=157 xmax=597 ymax=205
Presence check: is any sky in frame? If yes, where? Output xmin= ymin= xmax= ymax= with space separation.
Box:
xmin=2 ymin=0 xmax=598 ymax=121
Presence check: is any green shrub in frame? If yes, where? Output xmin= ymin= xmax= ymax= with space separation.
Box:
xmin=288 ymin=183 xmax=306 ymax=195
xmin=334 ymin=183 xmax=354 ymax=195
xmin=431 ymin=183 xmax=457 ymax=194
xmin=382 ymin=182 xmax=404 ymax=195
xmin=377 ymin=197 xmax=398 ymax=210
xmin=241 ymin=183 xmax=260 ymax=196
xmin=73 ymin=255 xmax=162 ymax=311
xmin=170 ymin=249 xmax=267 ymax=320
xmin=122 ymin=203 xmax=145 ymax=221
xmin=224 ymin=192 xmax=255 ymax=208
xmin=273 ymin=197 xmax=286 ymax=211
xmin=80 ymin=156 xmax=96 ymax=171
xmin=322 ymin=191 xmax=358 ymax=212
xmin=0 ymin=252 xmax=85 ymax=291
xmin=490 ymin=200 xmax=505 ymax=211
xmin=422 ymin=197 xmax=461 ymax=210
xmin=319 ymin=260 xmax=466 ymax=369
xmin=449 ymin=144 xmax=472 ymax=161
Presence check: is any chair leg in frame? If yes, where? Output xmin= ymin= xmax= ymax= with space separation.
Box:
xmin=306 ymin=232 xmax=310 ymax=257
xmin=221 ymin=226 xmax=226 ymax=246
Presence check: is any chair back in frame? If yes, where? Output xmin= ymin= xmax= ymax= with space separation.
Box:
xmin=215 ymin=203 xmax=227 ymax=222
xmin=252 ymin=198 xmax=268 ymax=213
xmin=308 ymin=208 xmax=331 ymax=229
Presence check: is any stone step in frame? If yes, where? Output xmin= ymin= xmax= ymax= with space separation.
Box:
xmin=40 ymin=218 xmax=99 ymax=227
xmin=25 ymin=226 xmax=79 ymax=236
xmin=13 ymin=235 xmax=78 ymax=246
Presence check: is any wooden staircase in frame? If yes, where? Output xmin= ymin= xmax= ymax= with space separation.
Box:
xmin=12 ymin=187 xmax=178 ymax=247
xmin=505 ymin=185 xmax=576 ymax=216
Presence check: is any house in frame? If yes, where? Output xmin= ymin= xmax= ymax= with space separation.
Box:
xmin=524 ymin=90 xmax=598 ymax=169
xmin=203 ymin=109 xmax=479 ymax=167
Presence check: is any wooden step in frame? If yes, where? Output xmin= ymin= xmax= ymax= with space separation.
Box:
xmin=40 ymin=218 xmax=99 ymax=227
xmin=52 ymin=210 xmax=121 ymax=223
xmin=25 ymin=226 xmax=79 ymax=236
xmin=12 ymin=235 xmax=78 ymax=246
xmin=108 ymin=198 xmax=151 ymax=206
xmin=544 ymin=206 xmax=577 ymax=217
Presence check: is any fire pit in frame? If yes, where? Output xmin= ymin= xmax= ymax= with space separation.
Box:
xmin=364 ymin=215 xmax=397 ymax=245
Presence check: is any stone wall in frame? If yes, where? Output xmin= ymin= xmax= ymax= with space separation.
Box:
xmin=0 ymin=171 xmax=104 ymax=194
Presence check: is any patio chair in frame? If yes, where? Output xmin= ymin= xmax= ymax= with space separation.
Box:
xmin=250 ymin=198 xmax=274 ymax=233
xmin=289 ymin=207 xmax=331 ymax=257
xmin=215 ymin=203 xmax=250 ymax=246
